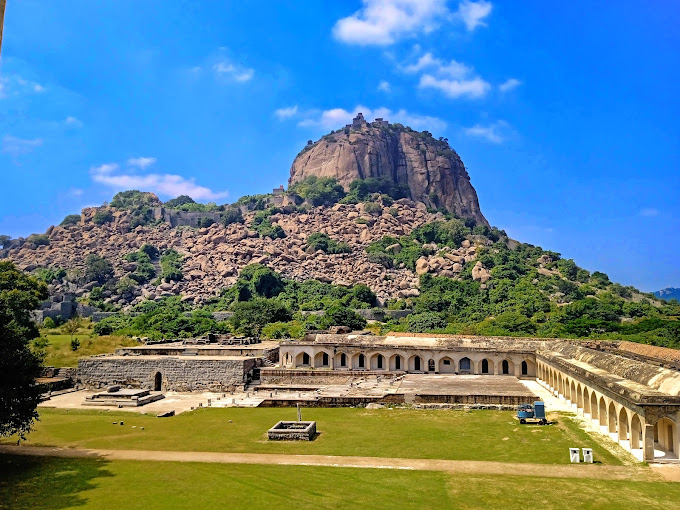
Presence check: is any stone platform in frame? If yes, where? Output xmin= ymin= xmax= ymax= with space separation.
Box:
xmin=83 ymin=388 xmax=165 ymax=407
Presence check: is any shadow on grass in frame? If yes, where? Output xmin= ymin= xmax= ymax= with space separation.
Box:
xmin=0 ymin=454 xmax=114 ymax=509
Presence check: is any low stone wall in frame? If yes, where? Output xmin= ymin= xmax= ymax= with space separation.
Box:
xmin=260 ymin=368 xmax=391 ymax=385
xmin=414 ymin=393 xmax=535 ymax=406
xmin=78 ymin=356 xmax=256 ymax=392
xmin=258 ymin=394 xmax=405 ymax=408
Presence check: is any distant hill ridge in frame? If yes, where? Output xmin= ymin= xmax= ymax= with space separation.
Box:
xmin=654 ymin=288 xmax=680 ymax=302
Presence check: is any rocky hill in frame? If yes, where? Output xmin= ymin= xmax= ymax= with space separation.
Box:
xmin=290 ymin=113 xmax=488 ymax=226
xmin=655 ymin=288 xmax=680 ymax=302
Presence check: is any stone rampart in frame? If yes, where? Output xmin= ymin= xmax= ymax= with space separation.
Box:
xmin=78 ymin=356 xmax=256 ymax=391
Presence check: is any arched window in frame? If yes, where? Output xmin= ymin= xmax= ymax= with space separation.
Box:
xmin=377 ymin=354 xmax=384 ymax=369
xmin=459 ymin=357 xmax=471 ymax=371
xmin=502 ymin=360 xmax=510 ymax=374
xmin=302 ymin=353 xmax=310 ymax=365
xmin=322 ymin=352 xmax=329 ymax=366
xmin=428 ymin=359 xmax=435 ymax=372
xmin=340 ymin=353 xmax=347 ymax=367
xmin=482 ymin=359 xmax=489 ymax=374
xmin=521 ymin=361 xmax=528 ymax=376
xmin=359 ymin=354 xmax=365 ymax=368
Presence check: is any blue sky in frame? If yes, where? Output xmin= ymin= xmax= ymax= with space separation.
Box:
xmin=0 ymin=1 xmax=678 ymax=292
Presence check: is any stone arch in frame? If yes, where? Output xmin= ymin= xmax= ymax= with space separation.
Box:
xmin=480 ymin=358 xmax=493 ymax=374
xmin=655 ymin=417 xmax=678 ymax=458
xmin=353 ymin=353 xmax=367 ymax=369
xmin=630 ymin=414 xmax=643 ymax=450
xmin=599 ymin=397 xmax=607 ymax=428
xmin=569 ymin=380 xmax=577 ymax=403
xmin=370 ymin=353 xmax=387 ymax=371
xmin=521 ymin=359 xmax=535 ymax=377
xmin=335 ymin=352 xmax=349 ymax=369
xmin=153 ymin=371 xmax=162 ymax=391
xmin=458 ymin=356 xmax=472 ymax=373
xmin=608 ymin=401 xmax=618 ymax=434
xmin=576 ymin=383 xmax=584 ymax=409
xmin=618 ymin=407 xmax=629 ymax=441
xmin=583 ymin=386 xmax=591 ymax=415
xmin=409 ymin=355 xmax=424 ymax=372
xmin=501 ymin=359 xmax=514 ymax=375
xmin=439 ymin=356 xmax=455 ymax=373
xmin=314 ymin=350 xmax=331 ymax=368
xmin=389 ymin=354 xmax=404 ymax=371
xmin=590 ymin=391 xmax=599 ymax=422
xmin=295 ymin=351 xmax=312 ymax=367
xmin=427 ymin=358 xmax=435 ymax=372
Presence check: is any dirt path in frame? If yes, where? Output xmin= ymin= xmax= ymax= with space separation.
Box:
xmin=2 ymin=445 xmax=676 ymax=481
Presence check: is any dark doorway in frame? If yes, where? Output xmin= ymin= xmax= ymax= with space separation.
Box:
xmin=359 ymin=354 xmax=365 ymax=368
xmin=341 ymin=353 xmax=347 ymax=367
xmin=502 ymin=360 xmax=510 ymax=375
xmin=377 ymin=355 xmax=383 ymax=369
xmin=302 ymin=352 xmax=310 ymax=365
xmin=482 ymin=359 xmax=489 ymax=374
xmin=395 ymin=356 xmax=401 ymax=370
xmin=415 ymin=357 xmax=421 ymax=371
xmin=428 ymin=359 xmax=435 ymax=372
xmin=322 ymin=352 xmax=329 ymax=366
xmin=521 ymin=361 xmax=528 ymax=376
xmin=154 ymin=372 xmax=162 ymax=391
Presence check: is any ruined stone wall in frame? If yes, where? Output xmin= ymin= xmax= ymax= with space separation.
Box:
xmin=78 ymin=356 xmax=256 ymax=391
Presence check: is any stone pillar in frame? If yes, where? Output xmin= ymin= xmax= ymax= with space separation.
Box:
xmin=493 ymin=361 xmax=499 ymax=375
xmin=643 ymin=424 xmax=655 ymax=462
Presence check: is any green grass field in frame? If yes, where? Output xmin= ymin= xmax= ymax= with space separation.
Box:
xmin=1 ymin=455 xmax=678 ymax=510
xmin=37 ymin=334 xmax=137 ymax=368
xmin=2 ymin=408 xmax=622 ymax=465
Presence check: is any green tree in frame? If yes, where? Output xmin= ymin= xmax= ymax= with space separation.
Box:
xmin=84 ymin=254 xmax=114 ymax=284
xmin=62 ymin=317 xmax=82 ymax=344
xmin=320 ymin=306 xmax=367 ymax=331
xmin=231 ymin=299 xmax=292 ymax=336
xmin=0 ymin=261 xmax=49 ymax=438
xmin=59 ymin=214 xmax=81 ymax=227
xmin=92 ymin=209 xmax=114 ymax=225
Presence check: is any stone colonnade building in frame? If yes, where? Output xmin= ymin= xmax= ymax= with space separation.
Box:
xmin=277 ymin=333 xmax=680 ymax=462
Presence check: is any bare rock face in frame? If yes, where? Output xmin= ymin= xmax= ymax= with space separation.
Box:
xmin=289 ymin=116 xmax=488 ymax=226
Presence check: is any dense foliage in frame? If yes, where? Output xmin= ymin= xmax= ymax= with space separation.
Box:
xmin=159 ymin=249 xmax=183 ymax=282
xmin=84 ymin=254 xmax=114 ymax=285
xmin=306 ymin=233 xmax=351 ymax=254
xmin=59 ymin=214 xmax=81 ymax=227
xmin=0 ymin=261 xmax=48 ymax=438
xmin=288 ymin=176 xmax=346 ymax=206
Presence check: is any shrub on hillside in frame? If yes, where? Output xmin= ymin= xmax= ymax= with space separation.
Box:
xmin=59 ymin=214 xmax=81 ymax=227
xmin=84 ymin=254 xmax=114 ymax=284
xmin=289 ymin=176 xmax=346 ymax=206
xmin=320 ymin=306 xmax=367 ymax=331
xmin=92 ymin=210 xmax=114 ymax=226
xmin=306 ymin=233 xmax=351 ymax=254
xmin=160 ymin=249 xmax=183 ymax=282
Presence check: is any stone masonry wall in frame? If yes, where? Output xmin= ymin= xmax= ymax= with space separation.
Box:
xmin=78 ymin=356 xmax=256 ymax=392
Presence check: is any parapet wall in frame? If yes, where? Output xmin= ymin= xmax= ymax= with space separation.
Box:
xmin=545 ymin=341 xmax=680 ymax=396
xmin=78 ymin=356 xmax=256 ymax=392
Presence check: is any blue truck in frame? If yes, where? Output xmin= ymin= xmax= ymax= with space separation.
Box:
xmin=517 ymin=401 xmax=548 ymax=425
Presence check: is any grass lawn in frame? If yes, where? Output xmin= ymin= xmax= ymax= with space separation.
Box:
xmin=37 ymin=334 xmax=138 ymax=368
xmin=2 ymin=408 xmax=623 ymax=465
xmin=1 ymin=455 xmax=678 ymax=510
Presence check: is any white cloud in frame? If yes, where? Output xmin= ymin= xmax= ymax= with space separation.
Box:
xmin=640 ymin=208 xmax=659 ymax=217
xmin=0 ymin=75 xmax=47 ymax=99
xmin=377 ymin=80 xmax=391 ymax=92
xmin=464 ymin=120 xmax=509 ymax=143
xmin=499 ymin=78 xmax=522 ymax=92
xmin=91 ymin=162 xmax=228 ymax=201
xmin=456 ymin=0 xmax=493 ymax=31
xmin=213 ymin=60 xmax=254 ymax=82
xmin=298 ymin=105 xmax=446 ymax=133
xmin=64 ymin=116 xmax=83 ymax=128
xmin=274 ymin=105 xmax=299 ymax=120
xmin=419 ymin=74 xmax=490 ymax=98
xmin=403 ymin=52 xmax=471 ymax=79
xmin=333 ymin=0 xmax=449 ymax=46
xmin=127 ymin=157 xmax=157 ymax=169
xmin=1 ymin=136 xmax=43 ymax=156
xmin=69 ymin=188 xmax=84 ymax=197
